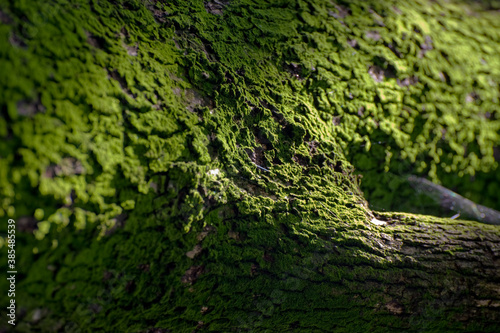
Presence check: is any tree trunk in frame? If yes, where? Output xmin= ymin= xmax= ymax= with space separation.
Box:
xmin=1 ymin=0 xmax=500 ymax=332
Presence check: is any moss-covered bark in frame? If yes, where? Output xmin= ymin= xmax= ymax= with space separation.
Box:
xmin=1 ymin=0 xmax=500 ymax=331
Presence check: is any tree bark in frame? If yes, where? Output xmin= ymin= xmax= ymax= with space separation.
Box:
xmin=1 ymin=0 xmax=500 ymax=332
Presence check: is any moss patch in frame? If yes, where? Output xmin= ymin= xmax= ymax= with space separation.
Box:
xmin=1 ymin=0 xmax=500 ymax=331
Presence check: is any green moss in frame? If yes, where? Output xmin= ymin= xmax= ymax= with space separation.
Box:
xmin=1 ymin=0 xmax=500 ymax=331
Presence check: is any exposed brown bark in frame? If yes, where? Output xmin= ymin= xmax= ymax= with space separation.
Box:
xmin=357 ymin=213 xmax=500 ymax=325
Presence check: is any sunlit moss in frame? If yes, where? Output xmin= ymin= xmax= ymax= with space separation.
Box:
xmin=0 ymin=0 xmax=499 ymax=331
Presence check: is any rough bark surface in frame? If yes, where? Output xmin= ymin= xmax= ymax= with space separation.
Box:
xmin=1 ymin=0 xmax=500 ymax=332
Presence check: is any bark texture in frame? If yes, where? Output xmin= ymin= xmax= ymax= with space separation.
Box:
xmin=1 ymin=0 xmax=500 ymax=332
